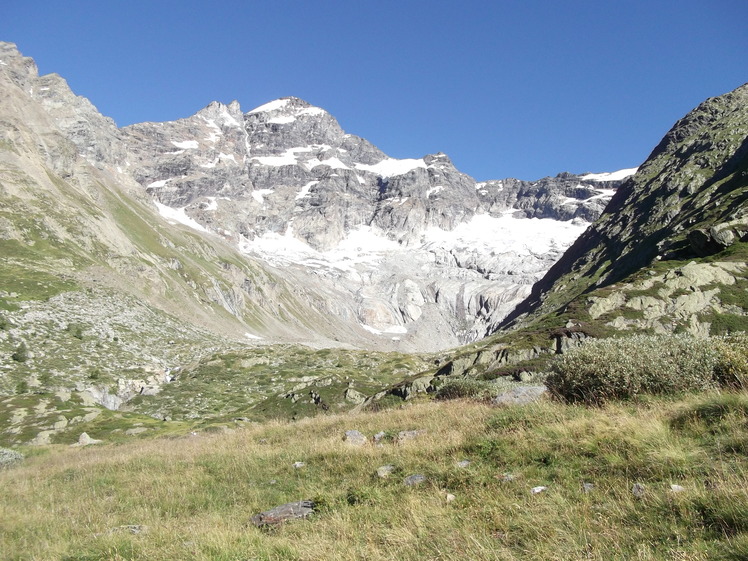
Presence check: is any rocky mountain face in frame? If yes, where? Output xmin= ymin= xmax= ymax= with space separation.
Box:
xmin=114 ymin=92 xmax=628 ymax=349
xmin=0 ymin=42 xmax=627 ymax=357
xmin=502 ymin=82 xmax=748 ymax=332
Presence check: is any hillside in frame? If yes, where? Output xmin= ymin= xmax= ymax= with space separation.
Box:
xmin=2 ymin=392 xmax=748 ymax=560
xmin=403 ymin=83 xmax=748 ymax=391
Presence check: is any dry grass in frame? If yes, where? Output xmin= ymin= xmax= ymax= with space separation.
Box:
xmin=2 ymin=394 xmax=747 ymax=560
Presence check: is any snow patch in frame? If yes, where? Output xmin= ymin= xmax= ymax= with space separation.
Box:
xmin=580 ymin=168 xmax=638 ymax=182
xmin=147 ymin=179 xmax=171 ymax=188
xmin=267 ymin=115 xmax=296 ymax=124
xmin=248 ymin=99 xmax=291 ymax=114
xmin=426 ymin=186 xmax=444 ymax=198
xmin=355 ymin=158 xmax=426 ymax=178
xmin=298 ymin=107 xmax=326 ymax=117
xmin=202 ymin=119 xmax=222 ymax=143
xmin=154 ymin=202 xmax=210 ymax=233
xmin=251 ymin=189 xmax=274 ymax=204
xmin=203 ymin=197 xmax=219 ymax=211
xmin=295 ymin=180 xmax=319 ymax=200
xmin=251 ymin=150 xmax=298 ymax=166
xmin=171 ymin=140 xmax=199 ymax=150
xmin=244 ymin=332 xmax=263 ymax=340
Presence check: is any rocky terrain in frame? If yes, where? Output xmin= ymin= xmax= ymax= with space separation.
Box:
xmin=405 ymin=82 xmax=748 ymax=393
xmin=1 ymin=40 xmax=746 ymax=447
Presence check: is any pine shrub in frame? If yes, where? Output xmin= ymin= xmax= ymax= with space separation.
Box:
xmin=11 ymin=342 xmax=28 ymax=363
xmin=547 ymin=334 xmax=719 ymax=404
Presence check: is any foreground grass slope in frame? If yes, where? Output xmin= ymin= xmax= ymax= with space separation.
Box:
xmin=2 ymin=391 xmax=747 ymax=560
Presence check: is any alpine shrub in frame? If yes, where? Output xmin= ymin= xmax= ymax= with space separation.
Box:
xmin=713 ymin=334 xmax=748 ymax=389
xmin=435 ymin=378 xmax=496 ymax=401
xmin=547 ymin=334 xmax=719 ymax=404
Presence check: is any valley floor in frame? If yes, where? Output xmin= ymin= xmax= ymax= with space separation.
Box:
xmin=2 ymin=391 xmax=747 ymax=560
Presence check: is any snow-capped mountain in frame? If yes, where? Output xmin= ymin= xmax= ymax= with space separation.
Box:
xmin=0 ymin=41 xmax=634 ymax=352
xmin=117 ymin=95 xmax=632 ymax=349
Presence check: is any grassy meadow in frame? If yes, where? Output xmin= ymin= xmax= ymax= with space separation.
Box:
xmin=2 ymin=391 xmax=748 ymax=560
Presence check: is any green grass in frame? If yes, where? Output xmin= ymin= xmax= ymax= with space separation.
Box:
xmin=1 ymin=391 xmax=747 ymax=560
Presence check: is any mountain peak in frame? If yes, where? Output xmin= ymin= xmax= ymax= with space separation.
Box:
xmin=246 ymin=97 xmax=328 ymax=120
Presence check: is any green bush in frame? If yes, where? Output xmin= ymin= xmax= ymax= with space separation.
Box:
xmin=713 ymin=334 xmax=748 ymax=389
xmin=434 ymin=378 xmax=496 ymax=401
xmin=547 ymin=334 xmax=719 ymax=404
xmin=11 ymin=342 xmax=28 ymax=363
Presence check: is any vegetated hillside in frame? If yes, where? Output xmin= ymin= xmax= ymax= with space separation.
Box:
xmin=504 ymin=82 xmax=748 ymax=331
xmin=404 ymin=83 xmax=748 ymax=391
xmin=2 ymin=393 xmax=748 ymax=560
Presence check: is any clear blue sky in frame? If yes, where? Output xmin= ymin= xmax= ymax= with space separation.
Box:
xmin=2 ymin=1 xmax=746 ymax=181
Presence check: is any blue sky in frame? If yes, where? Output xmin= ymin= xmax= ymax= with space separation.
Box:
xmin=2 ymin=1 xmax=746 ymax=181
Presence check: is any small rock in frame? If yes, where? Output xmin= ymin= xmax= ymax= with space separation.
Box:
xmin=632 ymin=483 xmax=646 ymax=498
xmin=125 ymin=427 xmax=148 ymax=436
xmin=404 ymin=474 xmax=427 ymax=486
xmin=582 ymin=482 xmax=594 ymax=493
xmin=396 ymin=429 xmax=426 ymax=443
xmin=670 ymin=484 xmax=685 ymax=493
xmin=373 ymin=431 xmax=386 ymax=444
xmin=250 ymin=500 xmax=315 ymax=528
xmin=293 ymin=462 xmax=306 ymax=469
xmin=455 ymin=460 xmax=471 ymax=468
xmin=72 ymin=432 xmax=103 ymax=447
xmin=531 ymin=486 xmax=547 ymax=494
xmin=376 ymin=465 xmax=395 ymax=478
xmin=344 ymin=430 xmax=367 ymax=446
xmin=497 ymin=472 xmax=515 ymax=482
xmin=445 ymin=493 xmax=456 ymax=502
xmin=344 ymin=388 xmax=366 ymax=405
xmin=111 ymin=524 xmax=148 ymax=535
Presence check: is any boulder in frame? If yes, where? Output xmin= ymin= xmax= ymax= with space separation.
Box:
xmin=403 ymin=474 xmax=427 ymax=486
xmin=0 ymin=447 xmax=24 ymax=468
xmin=396 ymin=429 xmax=426 ymax=443
xmin=72 ymin=432 xmax=102 ymax=447
xmin=250 ymin=500 xmax=315 ymax=527
xmin=376 ymin=465 xmax=396 ymax=478
xmin=343 ymin=430 xmax=367 ymax=446
xmin=491 ymin=386 xmax=547 ymax=406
